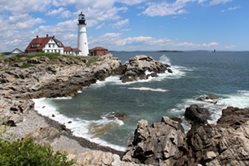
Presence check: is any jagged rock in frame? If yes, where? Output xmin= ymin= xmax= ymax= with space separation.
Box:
xmin=74 ymin=150 xmax=145 ymax=166
xmin=197 ymin=95 xmax=219 ymax=104
xmin=104 ymin=112 xmax=128 ymax=121
xmin=2 ymin=120 xmax=16 ymax=127
xmin=179 ymin=107 xmax=249 ymax=166
xmin=217 ymin=107 xmax=249 ymax=129
xmin=27 ymin=127 xmax=60 ymax=144
xmin=120 ymin=55 xmax=171 ymax=83
xmin=10 ymin=100 xmax=34 ymax=113
xmin=167 ymin=68 xmax=173 ymax=73
xmin=185 ymin=104 xmax=210 ymax=124
xmin=27 ymin=56 xmax=49 ymax=64
xmin=123 ymin=117 xmax=185 ymax=165
xmin=94 ymin=69 xmax=109 ymax=81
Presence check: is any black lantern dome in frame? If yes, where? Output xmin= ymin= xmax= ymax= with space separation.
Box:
xmin=78 ymin=12 xmax=86 ymax=25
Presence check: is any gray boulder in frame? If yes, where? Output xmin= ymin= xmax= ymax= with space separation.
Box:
xmin=122 ymin=117 xmax=185 ymax=165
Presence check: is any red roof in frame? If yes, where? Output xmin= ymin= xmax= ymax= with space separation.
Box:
xmin=90 ymin=47 xmax=108 ymax=51
xmin=64 ymin=46 xmax=72 ymax=52
xmin=64 ymin=46 xmax=80 ymax=52
xmin=25 ymin=36 xmax=64 ymax=52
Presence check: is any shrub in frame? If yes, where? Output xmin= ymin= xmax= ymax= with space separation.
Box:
xmin=0 ymin=138 xmax=73 ymax=166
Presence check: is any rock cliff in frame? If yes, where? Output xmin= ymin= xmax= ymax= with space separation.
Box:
xmin=123 ymin=105 xmax=249 ymax=166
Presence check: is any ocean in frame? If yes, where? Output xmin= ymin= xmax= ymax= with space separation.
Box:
xmin=34 ymin=51 xmax=249 ymax=151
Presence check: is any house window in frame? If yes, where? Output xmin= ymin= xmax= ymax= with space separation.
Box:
xmin=31 ymin=43 xmax=40 ymax=48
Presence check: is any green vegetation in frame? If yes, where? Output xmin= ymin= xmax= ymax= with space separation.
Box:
xmin=0 ymin=52 xmax=102 ymax=69
xmin=20 ymin=63 xmax=33 ymax=68
xmin=27 ymin=52 xmax=60 ymax=60
xmin=0 ymin=138 xmax=73 ymax=166
xmin=0 ymin=53 xmax=4 ymax=60
xmin=85 ymin=56 xmax=100 ymax=66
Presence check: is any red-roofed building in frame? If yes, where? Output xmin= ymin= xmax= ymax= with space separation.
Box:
xmin=89 ymin=47 xmax=109 ymax=56
xmin=25 ymin=35 xmax=80 ymax=55
xmin=64 ymin=47 xmax=80 ymax=55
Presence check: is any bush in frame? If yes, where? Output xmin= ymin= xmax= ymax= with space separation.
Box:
xmin=0 ymin=138 xmax=73 ymax=166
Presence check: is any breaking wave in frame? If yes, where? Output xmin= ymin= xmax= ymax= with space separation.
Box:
xmin=169 ymin=90 xmax=249 ymax=131
xmin=33 ymin=98 xmax=126 ymax=152
xmin=91 ymin=55 xmax=192 ymax=87
xmin=128 ymin=87 xmax=168 ymax=92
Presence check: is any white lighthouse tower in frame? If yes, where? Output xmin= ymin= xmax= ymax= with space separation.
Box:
xmin=77 ymin=12 xmax=89 ymax=56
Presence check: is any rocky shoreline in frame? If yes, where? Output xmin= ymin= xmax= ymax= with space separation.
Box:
xmin=0 ymin=53 xmax=171 ymax=165
xmin=1 ymin=53 xmax=249 ymax=165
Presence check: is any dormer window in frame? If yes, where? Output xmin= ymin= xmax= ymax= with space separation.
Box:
xmin=31 ymin=43 xmax=40 ymax=48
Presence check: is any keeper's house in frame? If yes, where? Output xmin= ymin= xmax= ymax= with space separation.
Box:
xmin=25 ymin=34 xmax=80 ymax=56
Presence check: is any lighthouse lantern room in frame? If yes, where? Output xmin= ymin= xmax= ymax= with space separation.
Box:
xmin=77 ymin=12 xmax=89 ymax=56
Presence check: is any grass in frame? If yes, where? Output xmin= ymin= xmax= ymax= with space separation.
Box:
xmin=27 ymin=52 xmax=60 ymax=60
xmin=0 ymin=52 xmax=102 ymax=68
xmin=0 ymin=53 xmax=4 ymax=60
xmin=20 ymin=63 xmax=33 ymax=68
xmin=85 ymin=56 xmax=100 ymax=66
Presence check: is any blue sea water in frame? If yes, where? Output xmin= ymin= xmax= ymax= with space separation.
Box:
xmin=34 ymin=51 xmax=249 ymax=150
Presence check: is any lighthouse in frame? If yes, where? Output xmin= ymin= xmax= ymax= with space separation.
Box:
xmin=77 ymin=12 xmax=89 ymax=56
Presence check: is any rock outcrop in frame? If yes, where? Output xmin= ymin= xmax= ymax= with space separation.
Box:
xmin=180 ymin=106 xmax=249 ymax=166
xmin=0 ymin=54 xmax=121 ymax=100
xmin=122 ymin=117 xmax=185 ymax=165
xmin=118 ymin=55 xmax=172 ymax=83
xmin=124 ymin=105 xmax=249 ymax=166
xmin=185 ymin=104 xmax=210 ymax=124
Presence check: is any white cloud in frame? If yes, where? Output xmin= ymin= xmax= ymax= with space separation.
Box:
xmin=210 ymin=0 xmax=232 ymax=6
xmin=118 ymin=0 xmax=150 ymax=5
xmin=89 ymin=32 xmax=219 ymax=50
xmin=142 ymin=0 xmax=194 ymax=16
xmin=0 ymin=0 xmax=51 ymax=13
xmin=227 ymin=6 xmax=240 ymax=11
xmin=112 ymin=18 xmax=129 ymax=28
xmin=47 ymin=8 xmax=72 ymax=18
xmin=90 ymin=32 xmax=171 ymax=49
xmin=176 ymin=41 xmax=219 ymax=48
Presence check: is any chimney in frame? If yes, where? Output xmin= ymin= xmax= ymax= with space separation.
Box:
xmin=36 ymin=35 xmax=39 ymax=38
xmin=46 ymin=34 xmax=49 ymax=37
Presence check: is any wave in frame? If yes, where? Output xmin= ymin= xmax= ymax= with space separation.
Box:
xmin=33 ymin=98 xmax=126 ymax=152
xmin=169 ymin=90 xmax=249 ymax=130
xmin=50 ymin=96 xmax=73 ymax=100
xmin=128 ymin=87 xmax=168 ymax=92
xmin=90 ymin=55 xmax=192 ymax=87
xmin=159 ymin=54 xmax=171 ymax=65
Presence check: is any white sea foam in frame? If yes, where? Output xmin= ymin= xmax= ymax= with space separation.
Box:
xmin=159 ymin=54 xmax=171 ymax=65
xmin=170 ymin=90 xmax=249 ymax=130
xmin=33 ymin=98 xmax=126 ymax=151
xmin=91 ymin=65 xmax=190 ymax=87
xmin=128 ymin=87 xmax=168 ymax=92
xmin=51 ymin=96 xmax=73 ymax=100
xmin=90 ymin=55 xmax=192 ymax=87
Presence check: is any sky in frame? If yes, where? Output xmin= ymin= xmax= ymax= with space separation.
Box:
xmin=0 ymin=0 xmax=248 ymax=51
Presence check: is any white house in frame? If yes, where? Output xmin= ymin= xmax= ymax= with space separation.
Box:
xmin=25 ymin=35 xmax=79 ymax=55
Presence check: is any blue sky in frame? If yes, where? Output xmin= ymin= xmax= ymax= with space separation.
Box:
xmin=0 ymin=0 xmax=248 ymax=51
